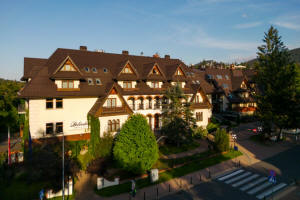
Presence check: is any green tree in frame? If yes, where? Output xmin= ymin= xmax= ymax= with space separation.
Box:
xmin=161 ymin=85 xmax=196 ymax=145
xmin=214 ymin=128 xmax=229 ymax=152
xmin=113 ymin=114 xmax=158 ymax=174
xmin=255 ymin=26 xmax=300 ymax=138
xmin=0 ymin=79 xmax=24 ymax=135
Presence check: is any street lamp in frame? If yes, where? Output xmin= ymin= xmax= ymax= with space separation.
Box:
xmin=232 ymin=134 xmax=237 ymax=149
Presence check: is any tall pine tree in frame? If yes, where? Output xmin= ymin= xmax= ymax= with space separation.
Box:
xmin=255 ymin=26 xmax=299 ymax=138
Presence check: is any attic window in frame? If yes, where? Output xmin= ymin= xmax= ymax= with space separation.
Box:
xmin=216 ymin=75 xmax=222 ymax=79
xmin=103 ymin=68 xmax=108 ymax=73
xmin=223 ymin=84 xmax=228 ymax=89
xmin=96 ymin=78 xmax=101 ymax=85
xmin=61 ymin=64 xmax=76 ymax=71
xmin=92 ymin=67 xmax=97 ymax=73
xmin=207 ymin=74 xmax=213 ymax=79
xmin=175 ymin=68 xmax=183 ymax=75
xmin=85 ymin=67 xmax=90 ymax=72
xmin=88 ymin=78 xmax=93 ymax=85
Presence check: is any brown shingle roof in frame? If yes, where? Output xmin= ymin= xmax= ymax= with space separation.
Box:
xmin=21 ymin=57 xmax=47 ymax=80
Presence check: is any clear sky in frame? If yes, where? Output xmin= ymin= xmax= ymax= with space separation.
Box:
xmin=1 ymin=0 xmax=300 ymax=80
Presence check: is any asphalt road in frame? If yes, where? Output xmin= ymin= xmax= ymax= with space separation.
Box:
xmin=160 ymin=142 xmax=300 ymax=200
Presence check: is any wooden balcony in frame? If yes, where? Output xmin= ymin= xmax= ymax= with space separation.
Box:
xmin=102 ymin=106 xmax=126 ymax=114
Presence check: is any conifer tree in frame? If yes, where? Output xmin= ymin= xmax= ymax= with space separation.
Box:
xmin=255 ymin=26 xmax=299 ymax=138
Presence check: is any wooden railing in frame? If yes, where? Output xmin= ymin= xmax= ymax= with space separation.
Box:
xmin=102 ymin=106 xmax=126 ymax=113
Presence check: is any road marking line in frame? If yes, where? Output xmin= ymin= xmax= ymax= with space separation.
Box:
xmin=247 ymin=182 xmax=272 ymax=195
xmin=240 ymin=177 xmax=268 ymax=191
xmin=217 ymin=169 xmax=245 ymax=181
xmin=225 ymin=172 xmax=252 ymax=184
xmin=232 ymin=174 xmax=259 ymax=188
xmin=256 ymin=183 xmax=287 ymax=199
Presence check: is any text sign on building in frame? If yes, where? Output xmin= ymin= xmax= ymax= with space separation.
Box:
xmin=70 ymin=121 xmax=88 ymax=129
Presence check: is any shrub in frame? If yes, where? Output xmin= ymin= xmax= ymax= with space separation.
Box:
xmin=214 ymin=128 xmax=230 ymax=152
xmin=206 ymin=122 xmax=219 ymax=133
xmin=193 ymin=126 xmax=208 ymax=139
xmin=113 ymin=114 xmax=159 ymax=174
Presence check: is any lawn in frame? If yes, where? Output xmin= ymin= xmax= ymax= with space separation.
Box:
xmin=95 ymin=150 xmax=242 ymax=197
xmin=159 ymin=141 xmax=201 ymax=155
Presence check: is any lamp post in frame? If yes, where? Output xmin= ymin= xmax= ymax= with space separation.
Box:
xmin=62 ymin=132 xmax=65 ymax=200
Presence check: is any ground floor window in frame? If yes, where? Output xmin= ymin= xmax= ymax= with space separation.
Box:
xmin=108 ymin=119 xmax=120 ymax=132
xmin=56 ymin=122 xmax=63 ymax=133
xmin=196 ymin=112 xmax=203 ymax=121
xmin=46 ymin=123 xmax=54 ymax=134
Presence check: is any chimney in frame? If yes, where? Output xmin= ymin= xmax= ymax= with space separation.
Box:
xmin=122 ymin=50 xmax=129 ymax=55
xmin=80 ymin=46 xmax=87 ymax=51
xmin=164 ymin=55 xmax=170 ymax=59
xmin=153 ymin=53 xmax=160 ymax=58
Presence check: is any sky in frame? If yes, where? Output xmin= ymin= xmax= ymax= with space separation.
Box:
xmin=1 ymin=0 xmax=300 ymax=80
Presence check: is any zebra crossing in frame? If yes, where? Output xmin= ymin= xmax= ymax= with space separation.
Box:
xmin=216 ymin=169 xmax=288 ymax=199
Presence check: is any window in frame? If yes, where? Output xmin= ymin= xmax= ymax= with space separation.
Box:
xmin=107 ymin=98 xmax=116 ymax=107
xmin=56 ymin=98 xmax=63 ymax=108
xmin=175 ymin=82 xmax=183 ymax=88
xmin=88 ymin=78 xmax=93 ymax=85
xmin=151 ymin=82 xmax=159 ymax=88
xmin=56 ymin=122 xmax=63 ymax=133
xmin=225 ymin=75 xmax=229 ymax=80
xmin=122 ymin=65 xmax=133 ymax=74
xmin=96 ymin=78 xmax=101 ymax=85
xmin=152 ymin=68 xmax=158 ymax=74
xmin=103 ymin=68 xmax=108 ymax=73
xmin=62 ymin=80 xmax=74 ymax=88
xmin=85 ymin=67 xmax=90 ymax=72
xmin=46 ymin=123 xmax=54 ymax=134
xmin=123 ymin=81 xmax=132 ymax=88
xmin=92 ymin=67 xmax=97 ymax=73
xmin=61 ymin=64 xmax=75 ymax=71
xmin=196 ymin=95 xmax=200 ymax=103
xmin=196 ymin=112 xmax=203 ymax=121
xmin=207 ymin=74 xmax=213 ymax=79
xmin=46 ymin=98 xmax=53 ymax=109
xmin=223 ymin=84 xmax=228 ymax=89
xmin=176 ymin=68 xmax=183 ymax=75
xmin=108 ymin=119 xmax=120 ymax=132
xmin=216 ymin=75 xmax=222 ymax=79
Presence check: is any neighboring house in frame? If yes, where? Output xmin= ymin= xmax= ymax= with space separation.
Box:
xmin=192 ymin=67 xmax=256 ymax=115
xmin=18 ymin=46 xmax=212 ymax=140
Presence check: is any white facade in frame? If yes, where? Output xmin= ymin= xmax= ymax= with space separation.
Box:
xmin=194 ymin=108 xmax=212 ymax=127
xmin=29 ymin=98 xmax=97 ymax=139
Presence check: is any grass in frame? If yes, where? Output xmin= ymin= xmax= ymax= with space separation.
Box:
xmin=95 ymin=150 xmax=242 ymax=197
xmin=159 ymin=141 xmax=201 ymax=155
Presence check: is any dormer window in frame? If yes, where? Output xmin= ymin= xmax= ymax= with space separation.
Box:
xmin=85 ymin=67 xmax=90 ymax=72
xmin=88 ymin=78 xmax=93 ymax=85
xmin=152 ymin=68 xmax=158 ymax=74
xmin=123 ymin=81 xmax=132 ymax=89
xmin=62 ymin=80 xmax=74 ymax=88
xmin=175 ymin=68 xmax=184 ymax=75
xmin=151 ymin=82 xmax=159 ymax=88
xmin=92 ymin=67 xmax=97 ymax=73
xmin=121 ymin=63 xmax=134 ymax=74
xmin=96 ymin=78 xmax=101 ymax=85
xmin=223 ymin=83 xmax=228 ymax=89
xmin=103 ymin=68 xmax=108 ymax=73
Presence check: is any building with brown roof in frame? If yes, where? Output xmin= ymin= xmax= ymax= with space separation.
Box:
xmin=192 ymin=67 xmax=256 ymax=115
xmin=18 ymin=46 xmax=212 ymax=140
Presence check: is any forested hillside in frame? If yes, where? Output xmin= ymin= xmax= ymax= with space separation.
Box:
xmin=247 ymin=47 xmax=300 ymax=67
xmin=0 ymin=79 xmax=25 ymax=136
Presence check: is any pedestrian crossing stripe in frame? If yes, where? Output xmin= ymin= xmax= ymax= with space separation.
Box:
xmin=217 ymin=169 xmax=244 ymax=181
xmin=216 ymin=169 xmax=287 ymax=199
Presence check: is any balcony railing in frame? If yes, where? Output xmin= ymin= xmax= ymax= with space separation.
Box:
xmin=146 ymin=103 xmax=152 ymax=109
xmin=102 ymin=106 xmax=126 ymax=113
xmin=154 ymin=103 xmax=160 ymax=109
xmin=138 ymin=103 xmax=144 ymax=110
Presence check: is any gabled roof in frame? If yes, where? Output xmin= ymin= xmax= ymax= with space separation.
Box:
xmin=21 ymin=57 xmax=47 ymax=81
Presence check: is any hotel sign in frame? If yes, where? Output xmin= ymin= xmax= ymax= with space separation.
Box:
xmin=70 ymin=121 xmax=88 ymax=129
